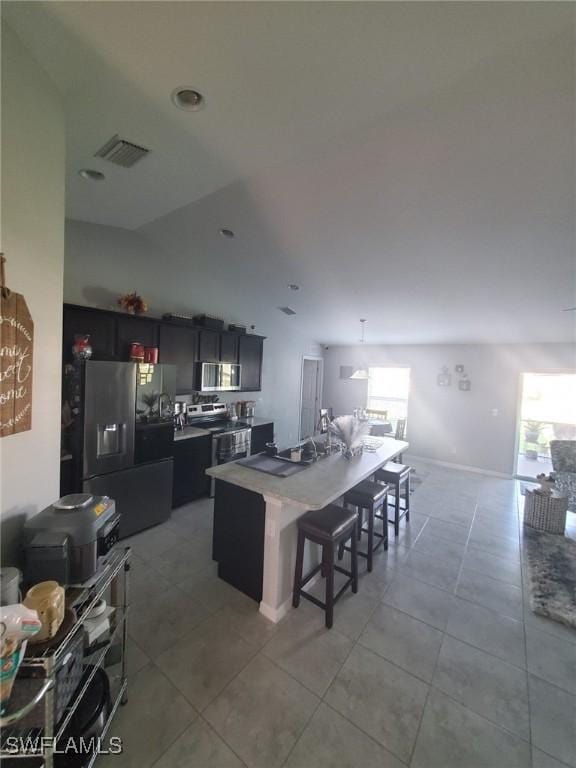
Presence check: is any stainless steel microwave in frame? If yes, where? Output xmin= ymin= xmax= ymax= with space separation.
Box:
xmin=195 ymin=361 xmax=242 ymax=392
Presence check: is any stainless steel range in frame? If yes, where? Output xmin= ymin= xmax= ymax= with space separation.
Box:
xmin=186 ymin=403 xmax=251 ymax=495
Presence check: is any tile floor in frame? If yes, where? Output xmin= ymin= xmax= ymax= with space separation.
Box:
xmin=104 ymin=462 xmax=576 ymax=768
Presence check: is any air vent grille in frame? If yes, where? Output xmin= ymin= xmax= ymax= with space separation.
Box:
xmin=278 ymin=306 xmax=296 ymax=316
xmin=95 ymin=135 xmax=150 ymax=168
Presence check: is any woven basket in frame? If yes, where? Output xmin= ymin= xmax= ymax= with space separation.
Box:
xmin=524 ymin=490 xmax=568 ymax=534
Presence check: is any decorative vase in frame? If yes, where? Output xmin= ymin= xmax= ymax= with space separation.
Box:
xmin=72 ymin=334 xmax=92 ymax=360
xmin=328 ymin=415 xmax=370 ymax=460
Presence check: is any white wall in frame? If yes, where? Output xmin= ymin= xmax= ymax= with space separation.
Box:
xmin=64 ymin=219 xmax=322 ymax=447
xmin=323 ymin=343 xmax=576 ymax=476
xmin=0 ymin=22 xmax=65 ymax=563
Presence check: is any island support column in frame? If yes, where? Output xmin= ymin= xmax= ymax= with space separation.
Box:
xmin=259 ymin=495 xmax=313 ymax=623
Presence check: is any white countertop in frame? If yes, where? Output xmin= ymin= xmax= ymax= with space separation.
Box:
xmin=206 ymin=437 xmax=409 ymax=509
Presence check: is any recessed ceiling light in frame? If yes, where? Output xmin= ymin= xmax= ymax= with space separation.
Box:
xmin=171 ymin=87 xmax=205 ymax=111
xmin=78 ymin=169 xmax=105 ymax=182
xmin=219 ymin=228 xmax=235 ymax=239
xmin=288 ymin=284 xmax=301 ymax=291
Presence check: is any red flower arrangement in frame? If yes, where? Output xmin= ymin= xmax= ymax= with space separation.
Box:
xmin=118 ymin=292 xmax=148 ymax=315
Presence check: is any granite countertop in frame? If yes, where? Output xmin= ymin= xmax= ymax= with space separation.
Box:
xmin=173 ymin=416 xmax=274 ymax=442
xmin=206 ymin=437 xmax=409 ymax=509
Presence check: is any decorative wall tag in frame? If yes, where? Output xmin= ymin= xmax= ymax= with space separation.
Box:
xmin=0 ymin=255 xmax=34 ymax=437
xmin=437 ymin=366 xmax=452 ymax=387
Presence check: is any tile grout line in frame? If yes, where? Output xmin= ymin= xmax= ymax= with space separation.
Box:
xmin=278 ymin=514 xmax=414 ymax=766
xmin=405 ymin=490 xmax=480 ymax=766
xmin=515 ymin=481 xmax=534 ymax=758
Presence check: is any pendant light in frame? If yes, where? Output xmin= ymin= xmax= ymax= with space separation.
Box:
xmin=350 ymin=319 xmax=369 ymax=379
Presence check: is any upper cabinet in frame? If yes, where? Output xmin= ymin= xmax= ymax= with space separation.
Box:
xmin=116 ymin=316 xmax=159 ymax=361
xmin=220 ymin=333 xmax=239 ymax=363
xmin=198 ymin=329 xmax=220 ymax=362
xmin=63 ymin=306 xmax=116 ymax=363
xmin=159 ymin=324 xmax=198 ymax=393
xmin=62 ymin=304 xmax=264 ymax=392
xmin=239 ymin=335 xmax=263 ymax=391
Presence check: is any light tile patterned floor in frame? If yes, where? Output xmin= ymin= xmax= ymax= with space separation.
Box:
xmin=104 ymin=462 xmax=576 ymax=768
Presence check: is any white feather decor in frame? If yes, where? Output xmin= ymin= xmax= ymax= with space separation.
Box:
xmin=328 ymin=415 xmax=370 ymax=457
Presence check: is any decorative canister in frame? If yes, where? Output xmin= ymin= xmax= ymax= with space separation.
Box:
xmin=72 ymin=334 xmax=92 ymax=360
xmin=144 ymin=346 xmax=159 ymax=364
xmin=23 ymin=581 xmax=65 ymax=642
xmin=129 ymin=342 xmax=145 ymax=362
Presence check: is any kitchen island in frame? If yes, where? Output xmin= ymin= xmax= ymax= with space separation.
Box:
xmin=207 ymin=436 xmax=409 ymax=622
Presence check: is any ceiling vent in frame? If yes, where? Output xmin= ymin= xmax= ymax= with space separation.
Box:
xmin=94 ymin=135 xmax=150 ymax=168
xmin=278 ymin=306 xmax=297 ymax=316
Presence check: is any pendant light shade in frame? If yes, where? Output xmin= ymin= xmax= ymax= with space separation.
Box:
xmin=350 ymin=319 xmax=369 ymax=378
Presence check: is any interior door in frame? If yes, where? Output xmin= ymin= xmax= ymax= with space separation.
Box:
xmin=300 ymin=358 xmax=321 ymax=440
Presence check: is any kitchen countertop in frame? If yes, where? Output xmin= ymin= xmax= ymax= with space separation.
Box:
xmin=206 ymin=436 xmax=409 ymax=509
xmin=236 ymin=416 xmax=274 ymax=428
xmin=173 ymin=416 xmax=274 ymax=442
xmin=173 ymin=425 xmax=211 ymax=441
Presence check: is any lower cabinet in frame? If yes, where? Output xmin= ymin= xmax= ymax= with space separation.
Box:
xmin=172 ymin=435 xmax=212 ymax=507
xmin=250 ymin=422 xmax=274 ymax=455
xmin=213 ymin=479 xmax=265 ymax=602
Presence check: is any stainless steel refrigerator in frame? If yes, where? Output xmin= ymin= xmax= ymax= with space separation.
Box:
xmin=65 ymin=361 xmax=174 ymax=538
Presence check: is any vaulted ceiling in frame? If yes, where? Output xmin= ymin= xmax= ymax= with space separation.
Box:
xmin=5 ymin=1 xmax=575 ymax=344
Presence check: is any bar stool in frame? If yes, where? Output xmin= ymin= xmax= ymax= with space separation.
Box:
xmin=375 ymin=462 xmax=411 ymax=536
xmin=392 ymin=419 xmax=407 ymax=463
xmin=293 ymin=504 xmax=358 ymax=629
xmin=340 ymin=480 xmax=389 ymax=572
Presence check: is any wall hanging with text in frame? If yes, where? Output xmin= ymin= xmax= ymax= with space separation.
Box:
xmin=0 ymin=255 xmax=34 ymax=437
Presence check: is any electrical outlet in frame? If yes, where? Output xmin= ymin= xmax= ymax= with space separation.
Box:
xmin=491 ymin=408 xmax=499 ymax=417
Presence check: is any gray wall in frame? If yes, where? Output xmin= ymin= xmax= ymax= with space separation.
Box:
xmin=1 ymin=22 xmax=65 ymax=563
xmin=64 ymin=219 xmax=322 ymax=447
xmin=323 ymin=343 xmax=575 ymax=476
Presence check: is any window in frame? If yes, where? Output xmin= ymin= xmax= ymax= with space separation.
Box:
xmin=516 ymin=372 xmax=576 ymax=478
xmin=367 ymin=367 xmax=410 ymax=428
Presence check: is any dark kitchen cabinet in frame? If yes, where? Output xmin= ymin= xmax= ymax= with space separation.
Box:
xmin=159 ymin=324 xmax=198 ymax=393
xmin=116 ymin=316 xmax=159 ymax=361
xmin=172 ymin=435 xmax=212 ymax=507
xmin=63 ymin=306 xmax=117 ymax=363
xmin=239 ymin=335 xmax=263 ymax=391
xmin=250 ymin=422 xmax=274 ymax=455
xmin=220 ymin=333 xmax=239 ymax=363
xmin=198 ymin=330 xmax=220 ymax=362
xmin=62 ymin=304 xmax=265 ymax=393
xmin=213 ymin=480 xmax=265 ymax=602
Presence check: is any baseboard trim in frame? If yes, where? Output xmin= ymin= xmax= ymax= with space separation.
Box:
xmin=259 ymin=571 xmax=323 ymax=624
xmin=259 ymin=596 xmax=293 ymax=623
xmin=404 ymin=454 xmax=512 ymax=480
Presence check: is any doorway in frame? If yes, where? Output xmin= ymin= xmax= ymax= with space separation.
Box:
xmin=516 ymin=372 xmax=576 ymax=479
xmin=300 ymin=357 xmax=323 ymax=440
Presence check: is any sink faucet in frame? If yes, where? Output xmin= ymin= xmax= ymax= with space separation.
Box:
xmin=303 ymin=436 xmax=318 ymax=461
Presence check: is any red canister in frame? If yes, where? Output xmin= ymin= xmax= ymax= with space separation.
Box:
xmin=144 ymin=346 xmax=159 ymax=364
xmin=129 ymin=342 xmax=145 ymax=362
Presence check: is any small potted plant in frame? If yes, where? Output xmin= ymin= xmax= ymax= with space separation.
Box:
xmin=140 ymin=392 xmax=159 ymax=422
xmin=524 ymin=421 xmax=542 ymax=444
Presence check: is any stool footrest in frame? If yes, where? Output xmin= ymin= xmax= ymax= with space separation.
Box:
xmin=299 ymin=562 xmax=322 ymax=590
xmin=342 ymin=532 xmax=386 ymax=560
xmin=300 ymin=575 xmax=354 ymax=611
